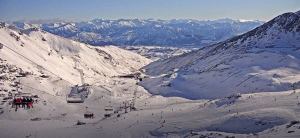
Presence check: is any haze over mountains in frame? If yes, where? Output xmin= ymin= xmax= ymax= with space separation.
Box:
xmin=9 ymin=18 xmax=264 ymax=47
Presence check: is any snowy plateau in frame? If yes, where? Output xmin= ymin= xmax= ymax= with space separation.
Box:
xmin=0 ymin=10 xmax=299 ymax=138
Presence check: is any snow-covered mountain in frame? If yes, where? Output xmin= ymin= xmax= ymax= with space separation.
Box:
xmin=9 ymin=18 xmax=264 ymax=47
xmin=0 ymin=26 xmax=152 ymax=86
xmin=140 ymin=11 xmax=300 ymax=99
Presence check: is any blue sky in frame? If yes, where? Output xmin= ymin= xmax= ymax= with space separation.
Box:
xmin=0 ymin=0 xmax=299 ymax=23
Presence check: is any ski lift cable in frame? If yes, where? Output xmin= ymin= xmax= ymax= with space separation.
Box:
xmin=1 ymin=44 xmax=73 ymax=86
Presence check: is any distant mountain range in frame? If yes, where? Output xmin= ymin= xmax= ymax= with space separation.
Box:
xmin=7 ymin=18 xmax=264 ymax=47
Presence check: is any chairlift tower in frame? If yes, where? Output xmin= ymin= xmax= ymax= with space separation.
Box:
xmin=124 ymin=100 xmax=129 ymax=113
xmin=125 ymin=102 xmax=128 ymax=113
xmin=131 ymin=74 xmax=139 ymax=109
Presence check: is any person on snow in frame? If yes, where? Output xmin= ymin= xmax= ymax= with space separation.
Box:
xmin=20 ymin=98 xmax=22 ymax=108
xmin=22 ymin=97 xmax=27 ymax=109
xmin=12 ymin=97 xmax=16 ymax=108
xmin=25 ymin=97 xmax=28 ymax=109
xmin=16 ymin=98 xmax=19 ymax=107
xmin=29 ymin=97 xmax=33 ymax=108
xmin=16 ymin=97 xmax=21 ymax=107
xmin=26 ymin=97 xmax=29 ymax=108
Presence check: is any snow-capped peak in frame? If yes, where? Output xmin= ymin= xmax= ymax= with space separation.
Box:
xmin=295 ymin=10 xmax=300 ymax=16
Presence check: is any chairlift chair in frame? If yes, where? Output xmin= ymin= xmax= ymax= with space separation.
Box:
xmin=104 ymin=105 xmax=113 ymax=118
xmin=84 ymin=107 xmax=94 ymax=118
xmin=117 ymin=114 xmax=121 ymax=117
xmin=104 ymin=105 xmax=113 ymax=111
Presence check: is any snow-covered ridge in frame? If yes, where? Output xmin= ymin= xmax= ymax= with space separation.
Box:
xmin=140 ymin=11 xmax=300 ymax=99
xmin=8 ymin=18 xmax=264 ymax=47
xmin=0 ymin=27 xmax=152 ymax=86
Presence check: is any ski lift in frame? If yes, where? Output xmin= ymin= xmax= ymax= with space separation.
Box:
xmin=84 ymin=107 xmax=94 ymax=118
xmin=66 ymin=87 xmax=85 ymax=103
xmin=66 ymin=94 xmax=84 ymax=103
xmin=104 ymin=105 xmax=113 ymax=111
xmin=104 ymin=105 xmax=113 ymax=118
